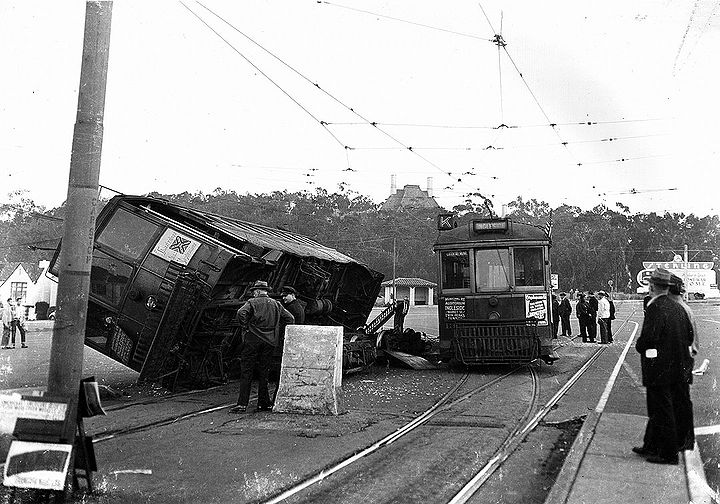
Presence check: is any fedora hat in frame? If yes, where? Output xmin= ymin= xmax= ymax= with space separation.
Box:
xmin=669 ymin=273 xmax=685 ymax=294
xmin=249 ymin=280 xmax=271 ymax=291
xmin=648 ymin=268 xmax=672 ymax=286
xmin=281 ymin=286 xmax=298 ymax=295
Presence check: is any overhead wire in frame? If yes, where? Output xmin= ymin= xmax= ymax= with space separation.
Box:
xmin=478 ymin=3 xmax=582 ymax=168
xmin=317 ymin=0 xmax=495 ymax=42
xmin=179 ymin=1 xmax=347 ymax=149
xmin=194 ymin=1 xmax=493 ymax=198
xmin=323 ymin=117 xmax=671 ymax=129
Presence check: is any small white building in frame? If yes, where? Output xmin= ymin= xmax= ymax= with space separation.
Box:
xmin=0 ymin=261 xmax=58 ymax=319
xmin=381 ymin=277 xmax=436 ymax=306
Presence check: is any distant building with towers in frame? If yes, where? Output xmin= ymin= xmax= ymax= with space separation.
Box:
xmin=380 ymin=175 xmax=440 ymax=211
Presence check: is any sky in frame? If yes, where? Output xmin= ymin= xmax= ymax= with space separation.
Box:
xmin=1 ymin=0 xmax=719 ymax=217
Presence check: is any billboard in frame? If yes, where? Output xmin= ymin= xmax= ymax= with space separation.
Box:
xmin=636 ymin=256 xmax=719 ymax=297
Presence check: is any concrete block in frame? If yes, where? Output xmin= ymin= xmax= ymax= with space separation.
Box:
xmin=273 ymin=325 xmax=346 ymax=415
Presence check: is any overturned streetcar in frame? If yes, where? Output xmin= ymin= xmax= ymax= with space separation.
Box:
xmin=434 ymin=216 xmax=558 ymax=366
xmin=51 ymin=195 xmax=384 ymax=388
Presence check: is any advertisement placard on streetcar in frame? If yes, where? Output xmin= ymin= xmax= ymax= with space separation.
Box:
xmin=525 ymin=293 xmax=548 ymax=325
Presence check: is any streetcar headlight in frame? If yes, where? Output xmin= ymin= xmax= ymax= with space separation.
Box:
xmin=488 ymin=311 xmax=501 ymax=320
xmin=145 ymin=296 xmax=158 ymax=311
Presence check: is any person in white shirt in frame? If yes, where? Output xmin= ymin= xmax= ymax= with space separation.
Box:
xmin=596 ymin=291 xmax=611 ymax=344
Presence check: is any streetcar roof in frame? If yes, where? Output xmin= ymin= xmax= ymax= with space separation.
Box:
xmin=107 ymin=195 xmax=362 ymax=264
xmin=433 ymin=219 xmax=550 ymax=248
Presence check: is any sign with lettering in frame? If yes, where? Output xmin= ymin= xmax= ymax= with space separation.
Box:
xmin=525 ymin=293 xmax=548 ymax=326
xmin=642 ymin=261 xmax=714 ymax=270
xmin=551 ymin=274 xmax=559 ymax=290
xmin=437 ymin=214 xmax=457 ymax=231
xmin=472 ymin=219 xmax=509 ymax=233
xmin=443 ymin=297 xmax=466 ymax=320
xmin=4 ymin=441 xmax=72 ymax=490
xmin=637 ymin=261 xmax=718 ymax=297
xmin=0 ymin=395 xmax=68 ymax=435
xmin=151 ymin=228 xmax=201 ymax=266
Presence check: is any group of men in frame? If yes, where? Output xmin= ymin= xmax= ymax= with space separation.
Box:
xmin=0 ymin=297 xmax=28 ymax=349
xmin=633 ymin=267 xmax=697 ymax=465
xmin=228 ymin=281 xmax=304 ymax=414
xmin=552 ymin=290 xmax=615 ymax=344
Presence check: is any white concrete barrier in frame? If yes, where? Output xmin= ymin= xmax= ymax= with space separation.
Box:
xmin=273 ymin=325 xmax=346 ymax=415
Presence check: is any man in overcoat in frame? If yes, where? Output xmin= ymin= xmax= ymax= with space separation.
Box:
xmin=587 ymin=291 xmax=599 ymax=343
xmin=230 ymin=281 xmax=295 ymax=414
xmin=633 ymin=268 xmax=694 ymax=464
xmin=576 ymin=293 xmax=592 ymax=342
xmin=558 ymin=292 xmax=572 ymax=337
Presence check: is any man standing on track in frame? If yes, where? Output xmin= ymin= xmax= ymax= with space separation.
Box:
xmin=607 ymin=292 xmax=616 ymax=343
xmin=576 ymin=293 xmax=592 ymax=343
xmin=230 ymin=280 xmax=294 ymax=414
xmin=633 ymin=268 xmax=694 ymax=464
xmin=558 ymin=292 xmax=572 ymax=337
xmin=587 ymin=291 xmax=599 ymax=344
xmin=596 ymin=291 xmax=611 ymax=344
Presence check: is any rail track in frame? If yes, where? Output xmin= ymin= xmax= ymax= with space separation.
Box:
xmin=83 ymin=311 xmax=640 ymax=503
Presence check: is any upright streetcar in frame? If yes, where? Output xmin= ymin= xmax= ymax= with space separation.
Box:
xmin=434 ymin=216 xmax=558 ymax=366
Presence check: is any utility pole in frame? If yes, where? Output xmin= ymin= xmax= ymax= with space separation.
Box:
xmin=47 ymin=1 xmax=113 ymax=438
xmin=392 ymin=237 xmax=397 ymax=301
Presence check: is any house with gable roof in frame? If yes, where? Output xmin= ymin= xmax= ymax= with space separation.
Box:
xmin=0 ymin=261 xmax=57 ymax=319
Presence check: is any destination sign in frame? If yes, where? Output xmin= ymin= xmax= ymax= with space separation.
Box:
xmin=472 ymin=219 xmax=509 ymax=233
xmin=444 ymin=297 xmax=466 ymax=320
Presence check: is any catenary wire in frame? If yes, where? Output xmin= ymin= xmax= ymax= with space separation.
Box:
xmin=194 ymin=1 xmax=495 ymax=199
xmin=318 ymin=0 xmax=495 ymax=42
xmin=179 ymin=1 xmax=347 ymax=150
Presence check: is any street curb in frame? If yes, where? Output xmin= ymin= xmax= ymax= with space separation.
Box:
xmin=685 ymin=444 xmax=715 ymax=504
xmin=544 ymin=409 xmax=601 ymax=504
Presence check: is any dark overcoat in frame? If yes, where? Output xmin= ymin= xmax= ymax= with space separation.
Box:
xmin=635 ymin=294 xmax=694 ymax=387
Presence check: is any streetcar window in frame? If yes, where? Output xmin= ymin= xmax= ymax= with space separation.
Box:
xmin=441 ymin=250 xmax=470 ymax=290
xmin=514 ymin=247 xmax=544 ymax=287
xmin=90 ymin=249 xmax=133 ymax=305
xmin=475 ymin=249 xmax=510 ymax=291
xmin=97 ymin=208 xmax=159 ymax=260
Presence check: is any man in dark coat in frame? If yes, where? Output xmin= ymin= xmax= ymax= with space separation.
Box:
xmin=587 ymin=291 xmax=598 ymax=343
xmin=276 ymin=285 xmax=306 ymax=360
xmin=633 ymin=268 xmax=694 ymax=464
xmin=281 ymin=286 xmax=306 ymax=325
xmin=607 ymin=294 xmax=616 ymax=343
xmin=558 ymin=292 xmax=572 ymax=336
xmin=230 ymin=280 xmax=295 ymax=414
xmin=551 ymin=294 xmax=560 ymax=338
xmin=576 ymin=293 xmax=591 ymax=342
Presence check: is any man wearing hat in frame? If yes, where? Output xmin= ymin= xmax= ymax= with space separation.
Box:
xmin=668 ymin=273 xmax=697 ymax=451
xmin=230 ymin=280 xmax=295 ymax=414
xmin=633 ymin=268 xmax=695 ymax=464
xmin=558 ymin=292 xmax=572 ymax=337
xmin=596 ymin=290 xmax=611 ymax=344
xmin=281 ymin=286 xmax=306 ymax=326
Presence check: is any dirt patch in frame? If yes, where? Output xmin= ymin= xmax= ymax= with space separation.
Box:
xmin=539 ymin=416 xmax=585 ymax=487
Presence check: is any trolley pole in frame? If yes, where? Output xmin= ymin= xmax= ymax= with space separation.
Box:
xmin=47 ymin=1 xmax=113 ymax=437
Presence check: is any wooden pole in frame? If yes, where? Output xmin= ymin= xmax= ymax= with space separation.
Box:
xmin=47 ymin=1 xmax=113 ymax=433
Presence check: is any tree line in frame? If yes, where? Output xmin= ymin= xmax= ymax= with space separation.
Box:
xmin=1 ymin=188 xmax=718 ymax=294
